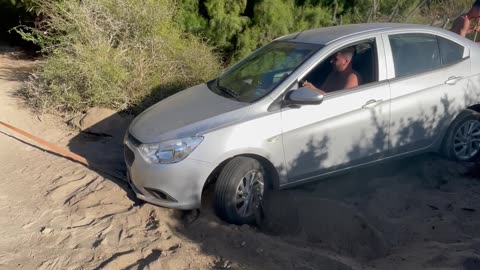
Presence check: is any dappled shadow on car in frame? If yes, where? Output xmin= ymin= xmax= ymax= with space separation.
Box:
xmin=251 ymin=89 xmax=480 ymax=266
xmin=55 ymin=79 xmax=480 ymax=269
xmin=167 ymin=96 xmax=477 ymax=269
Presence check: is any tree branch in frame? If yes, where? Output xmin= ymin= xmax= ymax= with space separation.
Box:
xmin=405 ymin=0 xmax=428 ymax=22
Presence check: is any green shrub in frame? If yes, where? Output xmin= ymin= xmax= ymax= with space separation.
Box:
xmin=17 ymin=0 xmax=221 ymax=114
xmin=175 ymin=0 xmax=475 ymax=64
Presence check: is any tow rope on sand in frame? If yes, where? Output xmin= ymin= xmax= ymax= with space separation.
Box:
xmin=0 ymin=120 xmax=125 ymax=181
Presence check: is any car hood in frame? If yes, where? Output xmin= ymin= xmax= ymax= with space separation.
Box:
xmin=129 ymin=83 xmax=249 ymax=143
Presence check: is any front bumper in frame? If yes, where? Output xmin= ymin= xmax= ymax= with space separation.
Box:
xmin=124 ymin=138 xmax=215 ymax=210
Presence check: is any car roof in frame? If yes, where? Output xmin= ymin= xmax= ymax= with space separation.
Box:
xmin=276 ymin=23 xmax=442 ymax=45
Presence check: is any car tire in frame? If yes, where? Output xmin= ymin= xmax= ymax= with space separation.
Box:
xmin=214 ymin=156 xmax=265 ymax=225
xmin=442 ymin=109 xmax=480 ymax=162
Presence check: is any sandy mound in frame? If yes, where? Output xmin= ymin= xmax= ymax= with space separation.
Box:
xmin=259 ymin=155 xmax=480 ymax=269
xmin=260 ymin=191 xmax=389 ymax=261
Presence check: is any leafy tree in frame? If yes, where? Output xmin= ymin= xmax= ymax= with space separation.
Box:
xmin=204 ymin=0 xmax=250 ymax=55
xmin=177 ymin=0 xmax=208 ymax=34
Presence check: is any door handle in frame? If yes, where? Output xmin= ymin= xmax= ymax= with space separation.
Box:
xmin=362 ymin=99 xmax=382 ymax=109
xmin=445 ymin=76 xmax=463 ymax=85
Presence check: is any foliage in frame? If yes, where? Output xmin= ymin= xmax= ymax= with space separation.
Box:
xmin=3 ymin=0 xmax=479 ymax=114
xmin=15 ymin=0 xmax=221 ymax=113
xmin=177 ymin=0 xmax=477 ymax=63
xmin=177 ymin=0 xmax=334 ymax=62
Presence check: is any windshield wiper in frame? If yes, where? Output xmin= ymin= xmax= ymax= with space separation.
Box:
xmin=216 ymin=79 xmax=240 ymax=100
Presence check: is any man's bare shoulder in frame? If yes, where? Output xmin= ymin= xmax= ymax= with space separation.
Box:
xmin=349 ymin=71 xmax=361 ymax=82
xmin=348 ymin=71 xmax=359 ymax=78
xmin=345 ymin=71 xmax=360 ymax=89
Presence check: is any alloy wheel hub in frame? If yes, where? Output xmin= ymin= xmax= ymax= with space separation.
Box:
xmin=234 ymin=170 xmax=264 ymax=218
xmin=453 ymin=120 xmax=480 ymax=160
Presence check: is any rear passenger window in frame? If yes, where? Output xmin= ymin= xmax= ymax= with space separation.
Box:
xmin=437 ymin=36 xmax=465 ymax=66
xmin=389 ymin=34 xmax=441 ymax=77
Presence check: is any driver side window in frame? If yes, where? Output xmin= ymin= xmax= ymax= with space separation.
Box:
xmin=301 ymin=39 xmax=379 ymax=95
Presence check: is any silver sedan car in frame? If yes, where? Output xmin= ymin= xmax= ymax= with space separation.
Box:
xmin=124 ymin=23 xmax=480 ymax=224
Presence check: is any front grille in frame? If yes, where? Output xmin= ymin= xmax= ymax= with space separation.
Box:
xmin=124 ymin=145 xmax=135 ymax=167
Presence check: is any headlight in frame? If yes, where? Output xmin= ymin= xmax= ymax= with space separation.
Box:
xmin=138 ymin=136 xmax=203 ymax=164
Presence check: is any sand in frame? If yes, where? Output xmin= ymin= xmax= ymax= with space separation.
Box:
xmin=1 ymin=49 xmax=480 ymax=270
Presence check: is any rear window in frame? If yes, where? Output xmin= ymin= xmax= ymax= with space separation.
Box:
xmin=437 ymin=36 xmax=465 ymax=66
xmin=389 ymin=34 xmax=441 ymax=78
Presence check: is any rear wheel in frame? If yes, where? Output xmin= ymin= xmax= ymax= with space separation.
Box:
xmin=214 ymin=157 xmax=265 ymax=225
xmin=443 ymin=109 xmax=480 ymax=162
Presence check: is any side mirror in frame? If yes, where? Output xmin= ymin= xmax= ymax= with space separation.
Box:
xmin=285 ymin=87 xmax=324 ymax=106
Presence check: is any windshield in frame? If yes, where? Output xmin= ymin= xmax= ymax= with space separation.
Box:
xmin=209 ymin=41 xmax=322 ymax=103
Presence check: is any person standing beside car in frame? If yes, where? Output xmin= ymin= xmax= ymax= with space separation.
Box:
xmin=451 ymin=0 xmax=480 ymax=38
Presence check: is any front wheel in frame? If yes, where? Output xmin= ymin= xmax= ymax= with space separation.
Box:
xmin=443 ymin=109 xmax=480 ymax=162
xmin=214 ymin=157 xmax=265 ymax=225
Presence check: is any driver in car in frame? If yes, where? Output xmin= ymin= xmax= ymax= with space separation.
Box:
xmin=302 ymin=47 xmax=361 ymax=95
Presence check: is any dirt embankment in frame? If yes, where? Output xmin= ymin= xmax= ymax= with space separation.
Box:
xmin=1 ymin=49 xmax=480 ymax=270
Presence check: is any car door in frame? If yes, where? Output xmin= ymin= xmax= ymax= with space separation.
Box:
xmin=383 ymin=32 xmax=471 ymax=155
xmin=280 ymin=37 xmax=391 ymax=185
